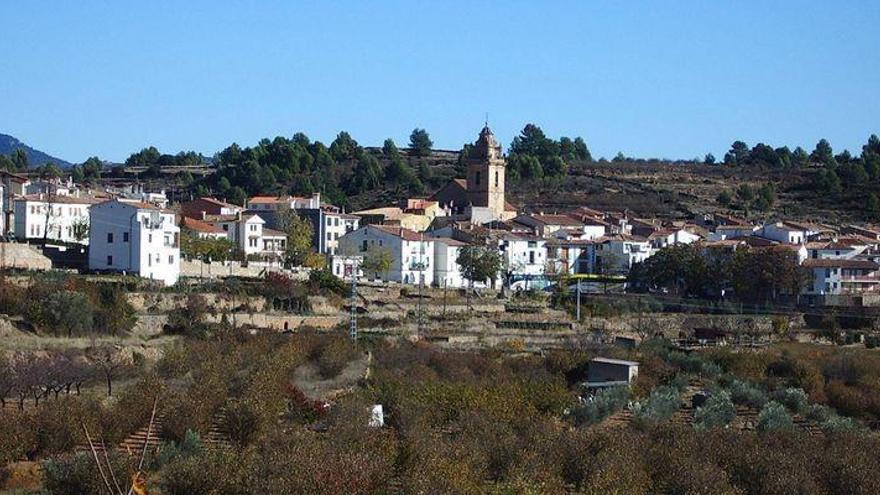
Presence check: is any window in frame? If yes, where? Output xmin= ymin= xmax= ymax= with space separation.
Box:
xmin=107 ymin=255 xmax=113 ymax=266
xmin=326 ymin=217 xmax=332 ymax=226
xmin=223 ymin=224 xmax=229 ymax=231
xmin=148 ymin=256 xmax=151 ymax=267
xmin=169 ymin=255 xmax=174 ymax=264
xmin=495 ymin=170 xmax=499 ymax=188
xmin=123 ymin=232 xmax=129 ymax=242
xmin=529 ymin=251 xmax=535 ymax=264
xmin=107 ymin=232 xmax=114 ymax=243
xmin=361 ymin=240 xmax=368 ymax=252
xmin=334 ymin=218 xmax=339 ymax=227
xmin=148 ymin=234 xmax=153 ymax=243
xmin=475 ymin=171 xmax=481 ymax=187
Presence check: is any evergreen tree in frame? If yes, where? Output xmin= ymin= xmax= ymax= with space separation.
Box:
xmin=409 ymin=128 xmax=433 ymax=157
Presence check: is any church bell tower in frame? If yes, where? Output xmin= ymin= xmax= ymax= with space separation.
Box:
xmin=466 ymin=125 xmax=506 ymax=219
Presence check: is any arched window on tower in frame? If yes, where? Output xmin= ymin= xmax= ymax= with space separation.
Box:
xmin=495 ymin=170 xmax=499 ymax=188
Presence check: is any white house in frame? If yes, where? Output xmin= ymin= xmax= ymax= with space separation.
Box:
xmin=180 ymin=216 xmax=228 ymax=240
xmin=805 ymin=238 xmax=870 ymax=260
xmin=498 ymin=233 xmax=547 ymax=277
xmin=802 ymin=258 xmax=880 ymax=295
xmin=647 ymin=228 xmax=701 ymax=249
xmin=547 ymin=239 xmax=597 ymax=274
xmin=707 ymin=224 xmax=759 ymax=241
xmin=14 ymin=194 xmax=100 ymax=244
xmin=512 ymin=214 xmax=586 ymax=238
xmin=432 ymin=237 xmax=471 ymax=288
xmin=759 ymin=221 xmax=818 ymax=245
xmin=595 ymin=235 xmax=653 ymax=274
xmin=337 ymin=224 xmax=434 ymax=285
xmin=246 ymin=193 xmax=321 ymax=212
xmin=88 ymin=200 xmax=180 ymax=286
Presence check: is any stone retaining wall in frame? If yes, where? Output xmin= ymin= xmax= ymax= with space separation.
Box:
xmin=0 ymin=243 xmax=52 ymax=271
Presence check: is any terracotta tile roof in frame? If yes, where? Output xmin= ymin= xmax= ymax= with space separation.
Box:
xmin=181 ymin=216 xmax=226 ymax=234
xmin=432 ymin=237 xmax=468 ymax=247
xmin=523 ymin=214 xmax=584 ymax=227
xmin=803 ymin=259 xmax=880 ymax=270
xmin=373 ymin=225 xmax=425 ymax=242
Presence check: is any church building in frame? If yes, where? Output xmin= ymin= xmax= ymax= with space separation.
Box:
xmin=431 ymin=125 xmax=517 ymax=224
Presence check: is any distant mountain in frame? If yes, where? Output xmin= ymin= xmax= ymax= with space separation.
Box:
xmin=0 ymin=134 xmax=73 ymax=168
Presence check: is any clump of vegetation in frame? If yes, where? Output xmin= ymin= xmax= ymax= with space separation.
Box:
xmin=728 ymin=379 xmax=769 ymax=409
xmin=633 ymin=383 xmax=683 ymax=427
xmin=569 ymin=386 xmax=630 ymax=426
xmin=771 ymin=387 xmax=810 ymax=415
xmin=0 ymin=275 xmax=137 ymax=337
xmin=694 ymin=391 xmax=737 ymax=430
xmin=757 ymin=401 xmax=794 ymax=432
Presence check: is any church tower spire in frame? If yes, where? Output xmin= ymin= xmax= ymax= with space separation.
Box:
xmin=466 ymin=124 xmax=506 ymax=220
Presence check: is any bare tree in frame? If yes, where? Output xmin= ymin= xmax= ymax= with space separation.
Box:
xmin=87 ymin=345 xmax=129 ymax=397
xmin=0 ymin=354 xmax=14 ymax=408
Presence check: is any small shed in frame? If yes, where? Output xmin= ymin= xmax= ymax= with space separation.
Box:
xmin=585 ymin=357 xmax=640 ymax=389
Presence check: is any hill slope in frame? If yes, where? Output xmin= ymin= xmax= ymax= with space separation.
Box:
xmin=0 ymin=134 xmax=73 ymax=168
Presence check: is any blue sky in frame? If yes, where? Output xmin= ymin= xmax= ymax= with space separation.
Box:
xmin=1 ymin=1 xmax=878 ymax=163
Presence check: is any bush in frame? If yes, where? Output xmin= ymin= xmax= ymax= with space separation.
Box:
xmin=728 ymin=380 xmax=768 ymax=409
xmin=820 ymin=415 xmax=863 ymax=434
xmin=42 ymin=291 xmax=94 ymax=337
xmin=309 ymin=268 xmax=347 ymax=296
xmin=221 ymin=399 xmax=262 ymax=448
xmin=694 ymin=391 xmax=736 ymax=430
xmin=633 ymin=385 xmax=681 ymax=426
xmin=772 ymin=387 xmax=809 ymax=415
xmin=757 ymin=401 xmax=794 ymax=432
xmin=806 ymin=403 xmax=834 ymax=423
xmin=570 ymin=386 xmax=630 ymax=426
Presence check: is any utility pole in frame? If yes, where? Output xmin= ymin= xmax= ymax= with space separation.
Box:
xmin=416 ymin=232 xmax=425 ymax=338
xmin=349 ymin=258 xmax=358 ymax=343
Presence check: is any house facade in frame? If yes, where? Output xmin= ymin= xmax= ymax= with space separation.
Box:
xmin=13 ymin=194 xmax=99 ymax=244
xmin=337 ymin=224 xmax=434 ymax=285
xmin=88 ymin=200 xmax=180 ymax=286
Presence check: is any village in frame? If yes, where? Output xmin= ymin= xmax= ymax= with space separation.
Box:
xmin=2 ymin=125 xmax=878 ymax=308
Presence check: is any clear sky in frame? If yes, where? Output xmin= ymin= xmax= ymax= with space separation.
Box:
xmin=1 ymin=1 xmax=878 ymax=164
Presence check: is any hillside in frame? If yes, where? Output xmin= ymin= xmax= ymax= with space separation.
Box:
xmin=0 ymin=133 xmax=73 ymax=168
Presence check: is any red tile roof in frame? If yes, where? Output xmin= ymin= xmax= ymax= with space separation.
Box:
xmin=181 ymin=216 xmax=226 ymax=234
xmin=803 ymin=259 xmax=879 ymax=270
xmin=373 ymin=225 xmax=425 ymax=242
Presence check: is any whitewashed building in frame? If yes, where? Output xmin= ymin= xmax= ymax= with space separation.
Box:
xmin=498 ymin=233 xmax=547 ymax=277
xmin=14 ymin=194 xmax=100 ymax=244
xmin=803 ymin=258 xmax=880 ymax=295
xmin=88 ymin=200 xmax=180 ymax=286
xmin=337 ymin=224 xmax=434 ymax=285
xmin=432 ymin=237 xmax=469 ymax=288
xmin=595 ymin=235 xmax=654 ymax=274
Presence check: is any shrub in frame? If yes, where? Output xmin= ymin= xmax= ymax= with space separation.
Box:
xmin=309 ymin=268 xmax=347 ymax=296
xmin=728 ymin=380 xmax=768 ymax=409
xmin=42 ymin=291 xmax=94 ymax=337
xmin=757 ymin=401 xmax=794 ymax=432
xmin=221 ymin=399 xmax=262 ymax=448
xmin=772 ymin=387 xmax=809 ymax=415
xmin=570 ymin=386 xmax=630 ymax=426
xmin=694 ymin=391 xmax=736 ymax=430
xmin=806 ymin=403 xmax=834 ymax=423
xmin=633 ymin=385 xmax=681 ymax=426
xmin=820 ymin=415 xmax=863 ymax=434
